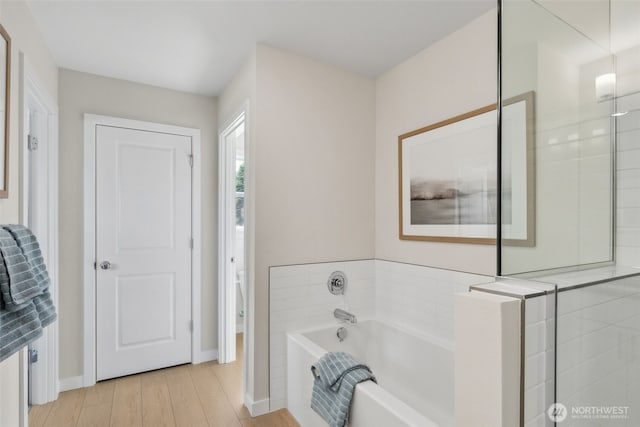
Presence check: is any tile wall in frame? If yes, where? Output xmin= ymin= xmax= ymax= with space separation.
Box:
xmin=616 ymin=93 xmax=640 ymax=267
xmin=269 ymin=260 xmax=375 ymax=411
xmin=269 ymin=259 xmax=493 ymax=411
xmin=375 ymin=260 xmax=492 ymax=347
xmin=556 ymin=275 xmax=640 ymax=426
xmin=524 ymin=293 xmax=556 ymax=427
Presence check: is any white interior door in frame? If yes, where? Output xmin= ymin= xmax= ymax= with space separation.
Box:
xmin=96 ymin=125 xmax=192 ymax=381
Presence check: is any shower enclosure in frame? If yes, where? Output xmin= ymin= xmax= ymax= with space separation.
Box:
xmin=499 ymin=0 xmax=640 ymax=425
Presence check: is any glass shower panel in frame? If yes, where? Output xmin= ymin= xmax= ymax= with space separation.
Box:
xmin=501 ymin=1 xmax=640 ymax=425
xmin=554 ymin=5 xmax=640 ymax=424
xmin=500 ymin=0 xmax=615 ymax=276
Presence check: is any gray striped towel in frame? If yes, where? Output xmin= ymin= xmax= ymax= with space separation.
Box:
xmin=30 ymin=290 xmax=57 ymax=328
xmin=3 ymin=225 xmax=50 ymax=291
xmin=0 ymin=301 xmax=42 ymax=362
xmin=310 ymin=352 xmax=376 ymax=427
xmin=3 ymin=225 xmax=57 ymax=326
xmin=0 ymin=229 xmax=42 ymax=312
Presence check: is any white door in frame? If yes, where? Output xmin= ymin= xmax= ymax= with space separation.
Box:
xmin=96 ymin=125 xmax=192 ymax=381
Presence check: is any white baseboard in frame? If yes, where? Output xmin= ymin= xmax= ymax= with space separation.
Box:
xmin=193 ymin=349 xmax=219 ymax=364
xmin=270 ymin=398 xmax=286 ymax=412
xmin=245 ymin=393 xmax=270 ymax=417
xmin=58 ymin=376 xmax=84 ymax=392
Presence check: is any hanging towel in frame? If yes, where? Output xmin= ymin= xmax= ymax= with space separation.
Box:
xmin=310 ymin=352 xmax=376 ymax=427
xmin=3 ymin=225 xmax=57 ymax=326
xmin=0 ymin=226 xmax=57 ymax=362
xmin=3 ymin=225 xmax=50 ymax=291
xmin=30 ymin=291 xmax=57 ymax=328
xmin=0 ymin=301 xmax=42 ymax=362
xmin=0 ymin=229 xmax=42 ymax=312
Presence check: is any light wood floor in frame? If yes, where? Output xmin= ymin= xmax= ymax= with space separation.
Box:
xmin=29 ymin=334 xmax=300 ymax=427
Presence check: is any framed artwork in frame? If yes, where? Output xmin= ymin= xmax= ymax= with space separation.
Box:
xmin=398 ymin=92 xmax=534 ymax=245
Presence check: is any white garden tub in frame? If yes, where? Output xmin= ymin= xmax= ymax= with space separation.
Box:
xmin=286 ymin=320 xmax=453 ymax=427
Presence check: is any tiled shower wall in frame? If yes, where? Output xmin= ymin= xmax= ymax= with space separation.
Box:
xmin=524 ymin=294 xmax=556 ymax=427
xmin=556 ymin=275 xmax=640 ymax=427
xmin=269 ymin=259 xmax=493 ymax=411
xmin=616 ymin=93 xmax=640 ymax=266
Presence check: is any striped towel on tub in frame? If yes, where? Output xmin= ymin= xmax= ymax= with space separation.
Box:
xmin=310 ymin=351 xmax=376 ymax=427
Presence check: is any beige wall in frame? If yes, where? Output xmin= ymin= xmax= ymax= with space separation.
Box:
xmin=0 ymin=1 xmax=58 ymax=425
xmin=374 ymin=10 xmax=497 ymax=276
xmin=58 ymin=69 xmax=218 ymax=381
xmin=252 ymin=45 xmax=375 ymax=401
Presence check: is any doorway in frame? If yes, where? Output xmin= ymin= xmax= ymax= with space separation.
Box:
xmin=20 ymin=55 xmax=59 ymax=414
xmin=83 ymin=115 xmax=202 ymax=386
xmin=218 ymin=112 xmax=247 ymax=365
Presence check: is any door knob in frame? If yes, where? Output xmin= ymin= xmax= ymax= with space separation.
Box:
xmin=99 ymin=261 xmax=112 ymax=270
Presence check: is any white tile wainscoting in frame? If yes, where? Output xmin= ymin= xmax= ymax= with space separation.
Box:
xmin=269 ymin=260 xmax=376 ymax=411
xmin=269 ymin=259 xmax=493 ymax=412
xmin=375 ymin=260 xmax=492 ymax=347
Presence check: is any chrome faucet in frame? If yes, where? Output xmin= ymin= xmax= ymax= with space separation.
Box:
xmin=334 ymin=308 xmax=357 ymax=324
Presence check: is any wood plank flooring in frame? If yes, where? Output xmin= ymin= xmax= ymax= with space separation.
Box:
xmin=30 ymin=334 xmax=300 ymax=427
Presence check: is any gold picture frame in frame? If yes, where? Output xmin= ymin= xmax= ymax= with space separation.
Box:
xmin=398 ymin=92 xmax=535 ymax=245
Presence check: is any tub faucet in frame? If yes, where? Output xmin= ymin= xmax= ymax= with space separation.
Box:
xmin=334 ymin=308 xmax=357 ymax=324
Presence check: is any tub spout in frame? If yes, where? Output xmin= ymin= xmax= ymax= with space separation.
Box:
xmin=334 ymin=308 xmax=357 ymax=324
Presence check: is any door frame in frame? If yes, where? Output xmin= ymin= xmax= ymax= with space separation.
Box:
xmin=217 ymin=110 xmax=245 ymax=364
xmin=218 ymin=101 xmax=257 ymax=412
xmin=18 ymin=53 xmax=59 ymax=414
xmin=82 ymin=114 xmax=202 ymax=387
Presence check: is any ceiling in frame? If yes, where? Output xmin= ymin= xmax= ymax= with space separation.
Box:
xmin=27 ymin=0 xmax=495 ymax=96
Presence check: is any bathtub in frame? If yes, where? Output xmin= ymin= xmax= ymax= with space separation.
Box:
xmin=286 ymin=320 xmax=453 ymax=427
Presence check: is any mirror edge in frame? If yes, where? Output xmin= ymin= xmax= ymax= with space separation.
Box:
xmin=0 ymin=23 xmax=11 ymax=199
